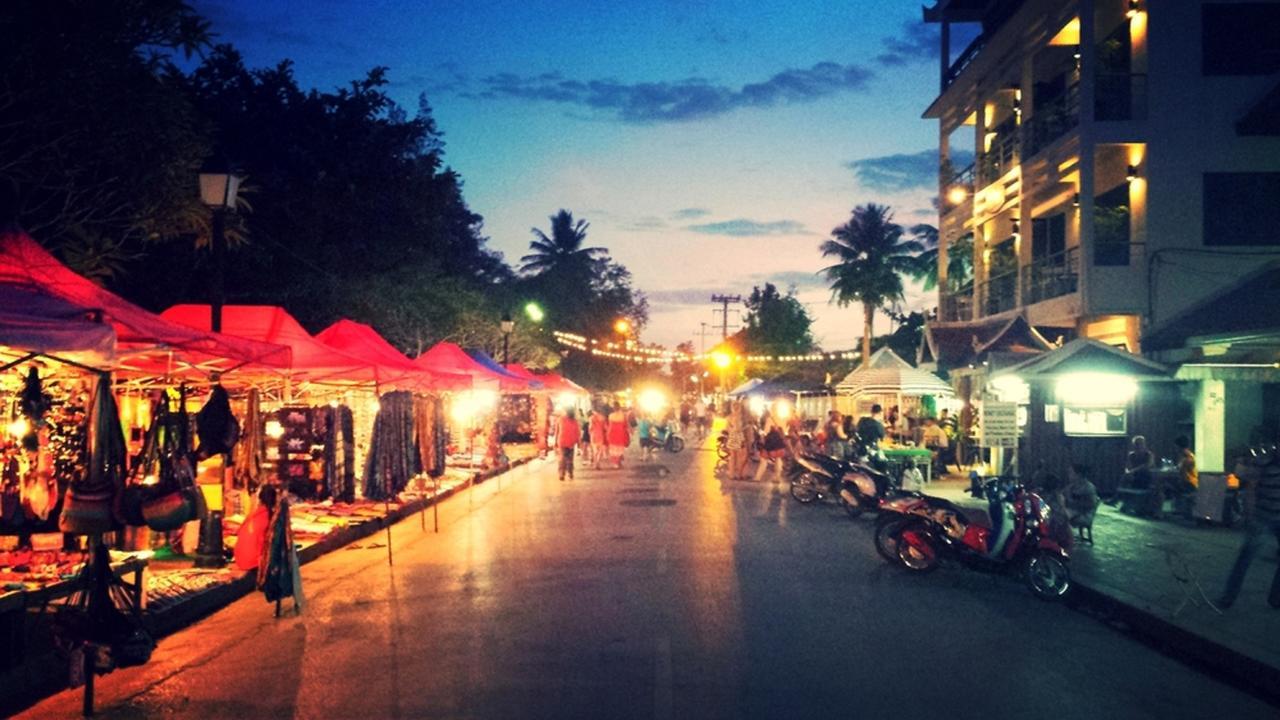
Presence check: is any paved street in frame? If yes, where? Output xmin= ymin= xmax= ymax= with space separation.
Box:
xmin=19 ymin=444 xmax=1277 ymax=719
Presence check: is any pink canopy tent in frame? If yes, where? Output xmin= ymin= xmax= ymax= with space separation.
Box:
xmin=414 ymin=342 xmax=535 ymax=392
xmin=0 ymin=230 xmax=289 ymax=377
xmin=315 ymin=319 xmax=470 ymax=391
xmin=161 ymin=304 xmax=379 ymax=384
xmin=508 ymin=365 xmax=587 ymax=395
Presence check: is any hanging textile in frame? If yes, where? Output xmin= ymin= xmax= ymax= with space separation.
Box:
xmin=324 ymin=405 xmax=354 ymax=503
xmin=257 ymin=494 xmax=304 ymax=612
xmin=231 ymin=389 xmax=262 ymax=490
xmin=414 ymin=395 xmax=435 ymax=481
xmin=340 ymin=406 xmax=355 ymax=498
xmin=362 ymin=391 xmax=419 ymax=500
xmin=58 ymin=373 xmax=125 ymax=535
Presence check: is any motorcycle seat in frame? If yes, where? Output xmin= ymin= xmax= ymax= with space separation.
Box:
xmin=926 ymin=496 xmax=993 ymax=528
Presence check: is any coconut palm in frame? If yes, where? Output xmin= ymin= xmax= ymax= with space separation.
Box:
xmin=821 ymin=204 xmax=924 ymax=365
xmin=520 ymin=210 xmax=607 ymax=277
xmin=907 ymin=223 xmax=974 ymax=293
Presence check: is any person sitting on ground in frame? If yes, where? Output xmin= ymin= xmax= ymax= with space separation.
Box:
xmin=1064 ymin=463 xmax=1099 ymax=532
xmin=1124 ymin=435 xmax=1154 ymax=490
xmin=855 ymin=404 xmax=887 ymax=454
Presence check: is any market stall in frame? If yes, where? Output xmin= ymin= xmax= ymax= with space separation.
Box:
xmin=834 ymin=347 xmax=955 ymax=424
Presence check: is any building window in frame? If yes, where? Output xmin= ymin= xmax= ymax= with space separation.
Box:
xmin=1094 ymin=184 xmax=1131 ymax=266
xmin=1204 ymin=173 xmax=1280 ymax=246
xmin=1032 ymin=214 xmax=1066 ymax=262
xmin=1203 ymin=4 xmax=1280 ymax=76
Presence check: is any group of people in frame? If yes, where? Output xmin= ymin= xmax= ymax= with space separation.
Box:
xmin=722 ymin=399 xmax=799 ymax=482
xmin=553 ymin=405 xmax=633 ymax=481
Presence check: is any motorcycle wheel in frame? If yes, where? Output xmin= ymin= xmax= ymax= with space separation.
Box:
xmin=874 ymin=516 xmax=907 ymax=564
xmin=895 ymin=521 xmax=939 ymax=573
xmin=789 ymin=474 xmax=821 ymax=504
xmin=1025 ymin=551 xmax=1071 ymax=600
xmin=666 ymin=436 xmax=685 ymax=453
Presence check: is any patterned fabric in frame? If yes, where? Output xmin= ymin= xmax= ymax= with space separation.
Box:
xmin=362 ymin=392 xmax=420 ymax=500
xmin=258 ymin=497 xmax=304 ymax=611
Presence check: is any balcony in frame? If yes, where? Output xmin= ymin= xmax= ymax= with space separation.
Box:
xmin=1021 ymin=246 xmax=1080 ymax=305
xmin=1023 ymin=82 xmax=1080 ymax=158
xmin=1095 ymin=73 xmax=1148 ymax=122
xmin=940 ymin=283 xmax=974 ymax=322
xmin=977 ymin=120 xmax=1019 ymax=187
xmin=980 ymin=271 xmax=1018 ymax=316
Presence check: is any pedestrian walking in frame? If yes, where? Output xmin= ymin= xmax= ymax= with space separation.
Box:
xmin=606 ymin=405 xmax=630 ymax=468
xmin=726 ymin=400 xmax=749 ymax=480
xmin=557 ymin=407 xmax=581 ymax=481
xmin=755 ymin=409 xmax=787 ymax=482
xmin=1218 ymin=435 xmax=1280 ymax=609
xmin=589 ymin=406 xmax=608 ymax=469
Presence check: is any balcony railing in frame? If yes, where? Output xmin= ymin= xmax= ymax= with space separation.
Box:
xmin=944 ymin=35 xmax=986 ymax=88
xmin=940 ymin=284 xmax=974 ymax=322
xmin=1095 ymin=73 xmax=1148 ymax=122
xmin=1023 ymin=82 xmax=1080 ymax=158
xmin=980 ymin=271 xmax=1018 ymax=316
xmin=1021 ymin=246 xmax=1080 ymax=305
xmin=978 ymin=119 xmax=1020 ymax=186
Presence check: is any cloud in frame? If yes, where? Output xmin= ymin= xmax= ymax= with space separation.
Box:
xmin=671 ymin=207 xmax=711 ymax=220
xmin=876 ymin=23 xmax=938 ymax=66
xmin=686 ymin=219 xmax=809 ymax=237
xmin=458 ymin=61 xmax=874 ymax=122
xmin=749 ymin=270 xmax=827 ymax=290
xmin=845 ymin=148 xmax=973 ymax=192
xmin=619 ymin=216 xmax=668 ymax=232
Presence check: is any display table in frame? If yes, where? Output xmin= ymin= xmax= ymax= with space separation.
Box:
xmin=882 ymin=446 xmax=935 ymax=483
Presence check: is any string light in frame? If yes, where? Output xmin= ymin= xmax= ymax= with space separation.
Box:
xmin=551 ymin=330 xmax=859 ymax=364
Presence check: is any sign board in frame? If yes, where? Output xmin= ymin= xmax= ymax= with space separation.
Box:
xmin=981 ymin=401 xmax=1019 ymax=448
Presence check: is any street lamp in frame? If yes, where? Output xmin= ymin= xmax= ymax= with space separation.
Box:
xmin=501 ymin=312 xmax=514 ymax=365
xmin=524 ymin=302 xmax=545 ymax=323
xmin=198 ymin=161 xmax=243 ymax=333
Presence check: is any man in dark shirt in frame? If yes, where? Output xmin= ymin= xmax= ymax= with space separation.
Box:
xmin=1218 ymin=434 xmax=1280 ymax=609
xmin=855 ymin=404 xmax=886 ymax=452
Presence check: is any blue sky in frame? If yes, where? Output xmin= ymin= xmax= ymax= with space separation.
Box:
xmin=194 ymin=0 xmax=957 ymax=349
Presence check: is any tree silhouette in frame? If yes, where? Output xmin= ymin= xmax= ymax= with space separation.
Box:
xmin=520 ymin=210 xmax=606 ymax=277
xmin=821 ymin=204 xmax=924 ymax=365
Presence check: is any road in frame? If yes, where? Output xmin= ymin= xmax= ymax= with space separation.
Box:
xmin=18 ymin=442 xmax=1276 ymax=719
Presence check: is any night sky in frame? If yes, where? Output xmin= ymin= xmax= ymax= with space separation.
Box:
xmin=193 ymin=0 xmax=965 ymax=348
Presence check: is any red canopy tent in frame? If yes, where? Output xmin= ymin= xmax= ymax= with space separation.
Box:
xmin=0 ymin=230 xmax=289 ymax=377
xmin=414 ymin=342 xmax=535 ymax=392
xmin=315 ymin=319 xmax=470 ymax=391
xmin=507 ymin=364 xmax=587 ymax=396
xmin=161 ymin=304 xmax=378 ymax=384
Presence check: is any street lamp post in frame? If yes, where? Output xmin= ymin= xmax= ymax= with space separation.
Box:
xmin=194 ymin=162 xmax=242 ymax=570
xmin=198 ymin=163 xmax=242 ymax=333
xmin=501 ymin=312 xmax=514 ymax=365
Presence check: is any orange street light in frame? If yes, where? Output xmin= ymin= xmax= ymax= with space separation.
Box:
xmin=614 ymin=319 xmax=631 ymax=335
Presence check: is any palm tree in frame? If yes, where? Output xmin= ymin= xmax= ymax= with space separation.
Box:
xmin=821 ymin=204 xmax=924 ymax=365
xmin=520 ymin=210 xmax=607 ymax=277
xmin=910 ymin=223 xmax=974 ymax=293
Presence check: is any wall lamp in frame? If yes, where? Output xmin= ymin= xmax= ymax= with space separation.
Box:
xmin=1127 ymin=0 xmax=1140 ymax=19
xmin=1126 ymin=164 xmax=1139 ymax=182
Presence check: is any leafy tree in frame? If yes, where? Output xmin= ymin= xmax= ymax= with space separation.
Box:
xmin=742 ymin=283 xmax=814 ymax=356
xmin=1 ymin=0 xmax=214 ymax=276
xmin=908 ymin=223 xmax=973 ymax=292
xmin=821 ymin=204 xmax=924 ymax=365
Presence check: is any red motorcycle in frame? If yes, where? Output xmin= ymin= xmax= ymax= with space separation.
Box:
xmin=880 ymin=478 xmax=1072 ymax=600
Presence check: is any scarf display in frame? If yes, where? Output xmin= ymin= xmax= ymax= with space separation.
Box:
xmin=324 ymin=405 xmax=356 ymax=503
xmin=414 ymin=395 xmax=446 ymax=479
xmin=231 ymin=389 xmax=262 ymax=490
xmin=362 ymin=391 xmax=419 ymax=501
xmin=257 ymin=496 xmax=304 ymax=611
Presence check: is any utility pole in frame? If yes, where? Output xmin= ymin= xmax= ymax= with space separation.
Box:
xmin=697 ymin=323 xmax=712 ymax=354
xmin=710 ymin=294 xmax=742 ymax=340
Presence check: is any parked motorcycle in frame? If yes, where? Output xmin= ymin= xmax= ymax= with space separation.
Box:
xmin=880 ymin=477 xmax=1072 ymax=600
xmin=789 ymin=452 xmax=914 ymax=518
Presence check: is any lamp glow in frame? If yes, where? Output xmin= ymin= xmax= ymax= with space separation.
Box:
xmin=556 ymin=392 xmax=577 ymax=409
xmin=947 ymin=185 xmax=968 ymax=205
xmin=264 ymin=419 xmax=285 ymax=439
xmin=1056 ymin=373 xmax=1138 ymax=406
xmin=747 ymin=395 xmax=766 ymax=416
xmin=711 ymin=351 xmax=731 ymax=369
xmin=773 ymin=400 xmax=792 ymax=420
xmin=637 ymin=388 xmax=667 ymax=415
xmin=989 ymin=375 xmax=1029 ymax=404
xmin=614 ymin=319 xmax=631 ymax=335
xmin=6 ymin=417 xmax=30 ymax=439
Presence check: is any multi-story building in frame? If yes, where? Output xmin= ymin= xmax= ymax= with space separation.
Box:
xmin=924 ymin=0 xmax=1280 ymax=352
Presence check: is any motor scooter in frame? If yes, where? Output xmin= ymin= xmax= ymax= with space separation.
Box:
xmin=880 ymin=477 xmax=1072 ymax=600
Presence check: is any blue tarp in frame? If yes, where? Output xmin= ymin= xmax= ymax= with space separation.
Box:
xmin=465 ymin=349 xmax=544 ymax=390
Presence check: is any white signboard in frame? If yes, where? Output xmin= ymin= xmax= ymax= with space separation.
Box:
xmin=981 ymin=401 xmax=1019 ymax=448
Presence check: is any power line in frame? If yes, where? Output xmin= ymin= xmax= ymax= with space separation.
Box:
xmin=710 ymin=294 xmax=742 ymax=340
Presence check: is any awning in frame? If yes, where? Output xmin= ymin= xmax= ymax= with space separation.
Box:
xmin=835 ymin=347 xmax=954 ymax=397
xmin=414 ymin=342 xmax=532 ymax=392
xmin=508 ymin=365 xmax=588 ymax=395
xmin=316 ymin=319 xmax=471 ymax=391
xmin=1000 ymin=338 xmax=1171 ymax=380
xmin=0 ymin=285 xmax=116 ymax=363
xmin=161 ymin=304 xmax=373 ymax=383
xmin=0 ymin=230 xmax=289 ymax=377
xmin=727 ymin=378 xmax=764 ymax=397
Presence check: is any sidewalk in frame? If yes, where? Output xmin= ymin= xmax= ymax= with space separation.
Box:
xmin=927 ymin=477 xmax=1280 ymax=699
